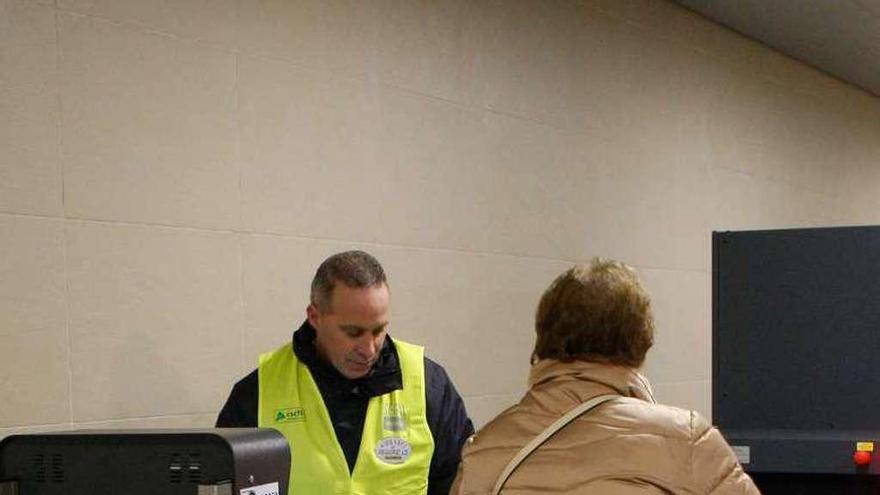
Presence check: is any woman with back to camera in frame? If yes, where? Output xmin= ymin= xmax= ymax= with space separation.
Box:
xmin=451 ymin=258 xmax=759 ymax=495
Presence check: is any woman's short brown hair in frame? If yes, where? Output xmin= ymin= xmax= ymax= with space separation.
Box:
xmin=532 ymin=258 xmax=654 ymax=367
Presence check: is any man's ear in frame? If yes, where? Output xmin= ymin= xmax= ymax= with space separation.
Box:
xmin=306 ymin=303 xmax=321 ymax=329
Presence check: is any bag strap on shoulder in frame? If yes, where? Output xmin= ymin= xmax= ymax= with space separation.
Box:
xmin=491 ymin=394 xmax=620 ymax=495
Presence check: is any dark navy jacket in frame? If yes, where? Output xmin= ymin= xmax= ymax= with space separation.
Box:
xmin=217 ymin=321 xmax=474 ymax=495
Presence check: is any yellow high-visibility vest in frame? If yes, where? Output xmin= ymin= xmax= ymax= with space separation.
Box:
xmin=258 ymin=338 xmax=434 ymax=495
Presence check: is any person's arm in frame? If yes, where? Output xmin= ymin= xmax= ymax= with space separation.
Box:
xmin=216 ymin=369 xmax=259 ymax=427
xmin=689 ymin=411 xmax=761 ymax=494
xmin=424 ymin=358 xmax=475 ymax=495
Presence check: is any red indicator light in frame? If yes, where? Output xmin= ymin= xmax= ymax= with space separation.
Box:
xmin=854 ymin=451 xmax=872 ymax=466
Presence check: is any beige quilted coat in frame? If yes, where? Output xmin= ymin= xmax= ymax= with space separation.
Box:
xmin=451 ymin=360 xmax=760 ymax=495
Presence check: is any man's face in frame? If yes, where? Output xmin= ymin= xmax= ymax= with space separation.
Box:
xmin=307 ymin=283 xmax=390 ymax=379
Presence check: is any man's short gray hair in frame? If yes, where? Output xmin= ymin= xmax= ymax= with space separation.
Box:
xmin=310 ymin=250 xmax=387 ymax=312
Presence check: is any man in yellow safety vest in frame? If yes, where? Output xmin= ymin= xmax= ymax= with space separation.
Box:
xmin=218 ymin=250 xmax=474 ymax=495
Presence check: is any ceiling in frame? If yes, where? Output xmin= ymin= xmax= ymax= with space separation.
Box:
xmin=671 ymin=0 xmax=880 ymax=97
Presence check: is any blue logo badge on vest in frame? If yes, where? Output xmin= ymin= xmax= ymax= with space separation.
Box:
xmin=383 ymin=403 xmax=407 ymax=432
xmin=375 ymin=437 xmax=412 ymax=464
xmin=274 ymin=407 xmax=306 ymax=423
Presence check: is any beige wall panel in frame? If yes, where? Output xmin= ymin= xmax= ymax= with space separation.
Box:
xmin=65 ymin=222 xmax=242 ymax=422
xmin=640 ymin=268 xmax=710 ymax=384
xmin=59 ymin=13 xmax=238 ymax=229
xmin=587 ymin=171 xmax=711 ymax=271
xmin=569 ymin=11 xmax=646 ymax=134
xmin=833 ymin=194 xmax=880 ymax=226
xmin=76 ymin=413 xmax=216 ymax=430
xmin=0 ymin=215 xmax=68 ymax=427
xmin=0 ymin=215 xmax=66 ymax=341
xmin=238 ymin=56 xmax=389 ymax=241
xmin=241 ymin=55 xmax=542 ymax=257
xmin=620 ymin=28 xmax=701 ymax=125
xmin=375 ymin=0 xmax=481 ymax=103
xmin=236 ymin=0 xmax=380 ymax=78
xmin=482 ymin=120 xmax=610 ymax=261
xmin=241 ymin=51 xmax=698 ymax=263
xmin=465 ymin=0 xmax=584 ymax=130
xmin=0 ymin=331 xmax=70 ymax=428
xmin=372 ymin=90 xmax=496 ymax=253
xmin=0 ymin=1 xmax=55 ymax=90
xmin=57 ymin=0 xmax=237 ymax=47
xmin=835 ymin=117 xmax=880 ymax=209
xmin=710 ymin=168 xmax=841 ymax=232
xmin=0 ymin=1 xmax=60 ymax=216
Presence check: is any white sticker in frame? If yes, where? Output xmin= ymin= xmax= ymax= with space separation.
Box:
xmin=375 ymin=437 xmax=412 ymax=465
xmin=732 ymin=445 xmax=750 ymax=465
xmin=240 ymin=482 xmax=280 ymax=495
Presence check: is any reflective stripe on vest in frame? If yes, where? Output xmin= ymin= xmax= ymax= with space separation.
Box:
xmin=258 ymin=339 xmax=434 ymax=495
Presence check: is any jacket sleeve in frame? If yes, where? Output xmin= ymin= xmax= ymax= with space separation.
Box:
xmin=689 ymin=411 xmax=761 ymax=495
xmin=425 ymin=358 xmax=475 ymax=495
xmin=215 ymin=369 xmax=259 ymax=427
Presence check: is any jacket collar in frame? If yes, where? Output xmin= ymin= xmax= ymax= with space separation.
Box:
xmin=528 ymin=359 xmax=656 ymax=403
xmin=291 ymin=320 xmax=403 ymax=398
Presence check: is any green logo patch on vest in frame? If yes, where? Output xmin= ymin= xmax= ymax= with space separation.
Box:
xmin=274 ymin=407 xmax=306 ymax=423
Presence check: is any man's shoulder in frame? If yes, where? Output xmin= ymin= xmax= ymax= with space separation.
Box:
xmin=387 ymin=337 xmax=450 ymax=383
xmin=216 ymin=369 xmax=259 ymax=427
xmin=222 ymin=369 xmax=259 ymax=407
xmin=423 ymin=356 xmax=453 ymax=388
xmin=238 ymin=368 xmax=259 ymax=386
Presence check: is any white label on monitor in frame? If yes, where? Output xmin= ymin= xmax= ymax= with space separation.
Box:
xmin=732 ymin=445 xmax=750 ymax=465
xmin=240 ymin=482 xmax=280 ymax=495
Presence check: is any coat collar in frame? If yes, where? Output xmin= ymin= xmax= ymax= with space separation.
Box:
xmin=292 ymin=320 xmax=402 ymax=398
xmin=528 ymin=359 xmax=656 ymax=403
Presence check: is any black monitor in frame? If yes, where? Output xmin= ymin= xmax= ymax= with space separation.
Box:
xmin=713 ymin=226 xmax=880 ymax=494
xmin=0 ymin=429 xmax=289 ymax=495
